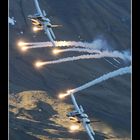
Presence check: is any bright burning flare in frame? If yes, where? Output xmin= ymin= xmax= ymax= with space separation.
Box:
xmin=54 ymin=41 xmax=73 ymax=47
xmin=18 ymin=41 xmax=26 ymax=47
xmin=21 ymin=47 xmax=28 ymax=52
xmin=34 ymin=61 xmax=43 ymax=68
xmin=58 ymin=89 xmax=74 ymax=99
xmin=69 ymin=124 xmax=80 ymax=132
xmin=52 ymin=49 xmax=60 ymax=55
xmin=33 ymin=26 xmax=40 ymax=32
xmin=67 ymin=89 xmax=74 ymax=94
xmin=58 ymin=93 xmax=68 ymax=99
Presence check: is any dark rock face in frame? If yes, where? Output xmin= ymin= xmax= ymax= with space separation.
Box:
xmin=9 ymin=0 xmax=131 ymax=139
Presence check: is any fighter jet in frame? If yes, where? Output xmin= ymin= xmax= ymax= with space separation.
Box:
xmin=67 ymin=94 xmax=95 ymax=140
xmin=28 ymin=0 xmax=61 ymax=47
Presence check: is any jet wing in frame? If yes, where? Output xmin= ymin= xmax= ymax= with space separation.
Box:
xmin=49 ymin=28 xmax=56 ymax=39
xmin=44 ymin=27 xmax=55 ymax=47
xmin=70 ymin=94 xmax=95 ymax=140
xmin=83 ymin=121 xmax=95 ymax=140
xmin=34 ymin=0 xmax=43 ymax=16
xmin=71 ymin=94 xmax=81 ymax=113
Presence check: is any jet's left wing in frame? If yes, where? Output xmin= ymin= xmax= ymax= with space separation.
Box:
xmin=44 ymin=27 xmax=55 ymax=47
xmin=33 ymin=0 xmax=43 ymax=16
xmin=70 ymin=94 xmax=81 ymax=113
xmin=49 ymin=28 xmax=56 ymax=40
xmin=83 ymin=121 xmax=95 ymax=140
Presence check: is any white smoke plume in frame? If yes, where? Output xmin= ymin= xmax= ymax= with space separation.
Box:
xmin=19 ymin=39 xmax=107 ymax=49
xmin=8 ymin=17 xmax=16 ymax=26
xmin=37 ymin=51 xmax=131 ymax=66
xmin=62 ymin=66 xmax=131 ymax=97
xmin=53 ymin=48 xmax=101 ymax=54
xmin=113 ymin=58 xmax=121 ymax=64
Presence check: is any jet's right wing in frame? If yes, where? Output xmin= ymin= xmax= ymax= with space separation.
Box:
xmin=34 ymin=0 xmax=43 ymax=16
xmin=83 ymin=120 xmax=95 ymax=140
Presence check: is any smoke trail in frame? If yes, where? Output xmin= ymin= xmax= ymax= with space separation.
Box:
xmin=63 ymin=66 xmax=131 ymax=96
xmin=104 ymin=58 xmax=118 ymax=68
xmin=37 ymin=51 xmax=130 ymax=66
xmin=59 ymin=39 xmax=106 ymax=49
xmin=53 ymin=48 xmax=101 ymax=54
xmin=21 ymin=45 xmax=103 ymax=54
xmin=19 ymin=39 xmax=106 ymax=49
xmin=9 ymin=17 xmax=16 ymax=25
xmin=113 ymin=58 xmax=121 ymax=64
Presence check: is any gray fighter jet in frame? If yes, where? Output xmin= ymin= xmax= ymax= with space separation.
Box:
xmin=67 ymin=93 xmax=95 ymax=140
xmin=28 ymin=0 xmax=61 ymax=47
